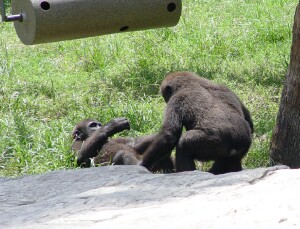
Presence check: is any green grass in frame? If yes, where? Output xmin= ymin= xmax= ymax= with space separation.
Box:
xmin=0 ymin=0 xmax=297 ymax=176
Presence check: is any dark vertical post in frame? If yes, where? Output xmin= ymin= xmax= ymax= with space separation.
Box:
xmin=270 ymin=1 xmax=300 ymax=168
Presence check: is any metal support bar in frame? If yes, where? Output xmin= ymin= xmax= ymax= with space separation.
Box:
xmin=4 ymin=13 xmax=23 ymax=22
xmin=0 ymin=0 xmax=22 ymax=22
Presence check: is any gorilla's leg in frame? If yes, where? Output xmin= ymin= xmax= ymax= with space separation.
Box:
xmin=112 ymin=150 xmax=140 ymax=165
xmin=175 ymin=142 xmax=196 ymax=172
xmin=175 ymin=151 xmax=196 ymax=172
xmin=175 ymin=129 xmax=232 ymax=172
xmin=208 ymin=157 xmax=243 ymax=175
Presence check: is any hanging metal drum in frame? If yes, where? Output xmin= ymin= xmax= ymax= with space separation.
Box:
xmin=8 ymin=0 xmax=182 ymax=45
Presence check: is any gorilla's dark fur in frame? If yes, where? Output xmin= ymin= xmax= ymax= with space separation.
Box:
xmin=72 ymin=118 xmax=174 ymax=173
xmin=141 ymin=71 xmax=253 ymax=174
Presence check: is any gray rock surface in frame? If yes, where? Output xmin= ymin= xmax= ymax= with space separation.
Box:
xmin=1 ymin=165 xmax=299 ymax=228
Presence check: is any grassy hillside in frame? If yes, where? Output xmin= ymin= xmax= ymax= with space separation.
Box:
xmin=0 ymin=0 xmax=297 ymax=176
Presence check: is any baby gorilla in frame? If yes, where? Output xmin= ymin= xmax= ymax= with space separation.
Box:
xmin=141 ymin=71 xmax=253 ymax=175
xmin=72 ymin=118 xmax=174 ymax=173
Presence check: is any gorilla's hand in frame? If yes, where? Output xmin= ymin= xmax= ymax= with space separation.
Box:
xmin=104 ymin=117 xmax=130 ymax=136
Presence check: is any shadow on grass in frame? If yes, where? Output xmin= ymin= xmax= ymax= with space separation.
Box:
xmin=109 ymin=59 xmax=286 ymax=98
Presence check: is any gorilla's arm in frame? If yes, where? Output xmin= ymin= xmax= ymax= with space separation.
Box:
xmin=77 ymin=117 xmax=130 ymax=166
xmin=109 ymin=134 xmax=156 ymax=154
xmin=140 ymin=102 xmax=183 ymax=171
xmin=132 ymin=134 xmax=157 ymax=154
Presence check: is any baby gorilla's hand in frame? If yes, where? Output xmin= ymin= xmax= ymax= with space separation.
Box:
xmin=104 ymin=117 xmax=130 ymax=136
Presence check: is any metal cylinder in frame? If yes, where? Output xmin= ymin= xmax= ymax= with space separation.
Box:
xmin=11 ymin=0 xmax=182 ymax=45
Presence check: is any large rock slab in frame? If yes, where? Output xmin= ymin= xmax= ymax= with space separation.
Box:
xmin=0 ymin=165 xmax=299 ymax=228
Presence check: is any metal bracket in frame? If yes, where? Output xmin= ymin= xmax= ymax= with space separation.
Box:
xmin=0 ymin=0 xmax=23 ymax=22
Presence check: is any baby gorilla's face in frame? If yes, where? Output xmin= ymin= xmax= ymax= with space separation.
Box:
xmin=72 ymin=119 xmax=102 ymax=141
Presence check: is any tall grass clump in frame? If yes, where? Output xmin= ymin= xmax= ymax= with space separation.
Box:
xmin=0 ymin=0 xmax=297 ymax=176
